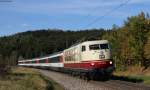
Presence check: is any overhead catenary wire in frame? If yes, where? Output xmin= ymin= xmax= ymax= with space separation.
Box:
xmin=82 ymin=0 xmax=131 ymax=29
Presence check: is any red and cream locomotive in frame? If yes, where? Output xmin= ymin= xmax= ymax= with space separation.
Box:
xmin=18 ymin=40 xmax=114 ymax=79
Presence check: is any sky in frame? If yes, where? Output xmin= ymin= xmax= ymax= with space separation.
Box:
xmin=0 ymin=0 xmax=150 ymax=36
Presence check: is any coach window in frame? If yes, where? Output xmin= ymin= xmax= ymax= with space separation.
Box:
xmin=82 ymin=46 xmax=86 ymax=52
xmin=48 ymin=57 xmax=60 ymax=63
xmin=39 ymin=59 xmax=46 ymax=63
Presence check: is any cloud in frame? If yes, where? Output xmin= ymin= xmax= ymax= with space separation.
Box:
xmin=22 ymin=23 xmax=30 ymax=27
xmin=130 ymin=0 xmax=150 ymax=4
xmin=1 ymin=0 xmax=148 ymax=18
xmin=5 ymin=25 xmax=12 ymax=28
xmin=1 ymin=0 xmax=126 ymax=15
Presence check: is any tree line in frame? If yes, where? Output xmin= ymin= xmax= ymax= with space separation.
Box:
xmin=0 ymin=12 xmax=150 ymax=71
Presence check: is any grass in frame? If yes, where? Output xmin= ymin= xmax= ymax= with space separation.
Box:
xmin=127 ymin=75 xmax=150 ymax=85
xmin=0 ymin=67 xmax=64 ymax=90
xmin=113 ymin=66 xmax=150 ymax=86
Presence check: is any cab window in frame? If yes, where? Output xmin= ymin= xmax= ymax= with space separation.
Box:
xmin=82 ymin=46 xmax=86 ymax=52
xmin=100 ymin=44 xmax=109 ymax=49
xmin=89 ymin=44 xmax=99 ymax=50
xmin=89 ymin=44 xmax=109 ymax=50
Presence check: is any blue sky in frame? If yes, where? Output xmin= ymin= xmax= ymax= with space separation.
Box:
xmin=0 ymin=0 xmax=150 ymax=36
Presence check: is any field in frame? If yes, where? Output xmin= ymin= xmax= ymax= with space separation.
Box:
xmin=113 ymin=66 xmax=150 ymax=86
xmin=0 ymin=67 xmax=64 ymax=90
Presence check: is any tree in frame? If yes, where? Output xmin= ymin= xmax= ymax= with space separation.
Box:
xmin=124 ymin=12 xmax=150 ymax=66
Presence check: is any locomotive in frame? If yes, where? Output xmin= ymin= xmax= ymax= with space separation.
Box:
xmin=18 ymin=40 xmax=114 ymax=80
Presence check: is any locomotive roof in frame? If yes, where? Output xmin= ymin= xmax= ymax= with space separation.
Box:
xmin=69 ymin=40 xmax=108 ymax=48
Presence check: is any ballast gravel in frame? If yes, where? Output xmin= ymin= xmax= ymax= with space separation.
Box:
xmin=38 ymin=69 xmax=150 ymax=90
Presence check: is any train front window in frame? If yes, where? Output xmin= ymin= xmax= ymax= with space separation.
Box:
xmin=89 ymin=44 xmax=109 ymax=50
xmin=89 ymin=44 xmax=100 ymax=50
xmin=100 ymin=44 xmax=109 ymax=49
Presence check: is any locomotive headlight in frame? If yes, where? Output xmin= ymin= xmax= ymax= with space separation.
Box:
xmin=91 ymin=62 xmax=95 ymax=66
xmin=109 ymin=61 xmax=113 ymax=64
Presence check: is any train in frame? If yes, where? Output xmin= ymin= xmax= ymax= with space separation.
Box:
xmin=18 ymin=40 xmax=114 ymax=80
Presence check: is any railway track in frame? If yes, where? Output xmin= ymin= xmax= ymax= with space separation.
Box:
xmin=37 ymin=69 xmax=150 ymax=90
